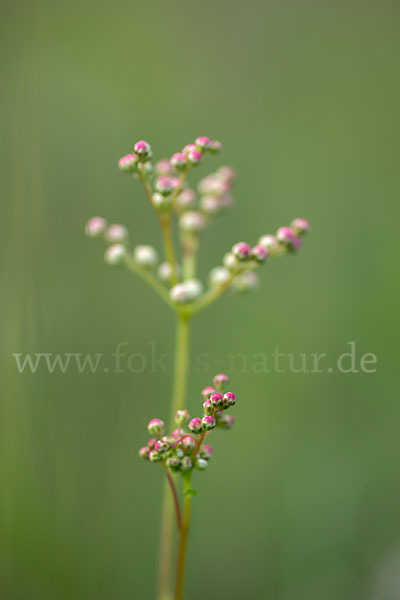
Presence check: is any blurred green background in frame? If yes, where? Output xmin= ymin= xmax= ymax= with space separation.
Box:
xmin=1 ymin=0 xmax=400 ymax=598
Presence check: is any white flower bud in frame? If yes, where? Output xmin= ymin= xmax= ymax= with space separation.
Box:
xmin=208 ymin=266 xmax=230 ymax=287
xmin=133 ymin=245 xmax=158 ymax=269
xmin=179 ymin=211 xmax=206 ymax=234
xmin=104 ymin=244 xmax=126 ymax=265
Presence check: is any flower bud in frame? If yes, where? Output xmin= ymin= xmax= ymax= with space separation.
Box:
xmin=208 ymin=267 xmax=230 ymax=288
xmin=202 ymin=398 xmax=213 ymax=415
xmin=210 ymin=140 xmax=222 ymax=153
xmin=155 ymin=159 xmax=173 ymax=175
xmin=147 ymin=418 xmax=165 ymax=437
xmin=195 ymin=458 xmax=208 ymax=471
xmin=252 ymin=245 xmax=269 ymax=263
xmin=170 ymin=283 xmax=191 ymax=304
xmin=232 ymin=271 xmax=260 ymax=293
xmin=172 ymin=428 xmax=185 ymax=439
xmin=179 ymin=211 xmax=206 ymax=234
xmin=165 ymin=457 xmax=181 ymax=471
xmin=184 ymin=279 xmax=204 ymax=301
xmin=139 ymin=446 xmax=150 ymax=460
xmin=174 ymin=409 xmax=191 ymax=427
xmin=104 ymin=244 xmax=125 ymax=265
xmin=291 ymin=236 xmax=303 ymax=252
xmin=258 ymin=234 xmax=279 ymax=253
xmin=201 ymin=415 xmax=216 ymax=430
xmin=232 ymin=242 xmax=252 ymax=261
xmin=218 ymin=166 xmax=236 ymax=182
xmin=134 ymin=140 xmax=151 ymax=157
xmin=201 ymin=386 xmax=216 ymax=399
xmin=187 ymin=150 xmax=202 ymax=165
xmin=200 ymin=195 xmax=222 ymax=216
xmin=161 ymin=435 xmax=174 ymax=445
xmin=175 ymin=188 xmax=197 ymax=213
xmin=118 ymin=153 xmax=138 ymax=173
xmin=199 ymin=444 xmax=213 ymax=459
xmin=155 ymin=176 xmax=177 ymax=196
xmin=223 ymin=392 xmax=237 ymax=408
xmin=152 ymin=192 xmax=173 ymax=212
xmin=276 ymin=226 xmax=295 ymax=246
xmin=85 ymin=216 xmax=107 ymax=238
xmin=210 ymin=393 xmax=224 ymax=408
xmin=216 ymin=413 xmax=235 ymax=430
xmin=154 ymin=440 xmax=169 ymax=453
xmin=182 ymin=436 xmax=196 ymax=454
xmin=181 ymin=456 xmax=193 ymax=471
xmin=147 ymin=438 xmax=157 ymax=449
xmin=182 ymin=143 xmax=197 ymax=155
xmin=133 ymin=245 xmax=158 ymax=269
xmin=223 ymin=252 xmax=240 ymax=272
xmin=188 ymin=417 xmax=203 ymax=433
xmin=291 ymin=218 xmax=310 ymax=236
xmin=170 ymin=152 xmax=188 ymax=170
xmin=195 ymin=136 xmax=212 ymax=151
xmin=105 ymin=224 xmax=128 ymax=244
xmin=157 ymin=261 xmax=181 ymax=284
xmin=149 ymin=450 xmax=163 ymax=462
xmin=213 ymin=373 xmax=229 ymax=391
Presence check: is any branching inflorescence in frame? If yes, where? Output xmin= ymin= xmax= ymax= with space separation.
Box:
xmin=85 ymin=136 xmax=310 ymax=600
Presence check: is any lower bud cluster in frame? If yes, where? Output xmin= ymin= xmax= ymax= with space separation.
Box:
xmin=139 ymin=373 xmax=236 ymax=474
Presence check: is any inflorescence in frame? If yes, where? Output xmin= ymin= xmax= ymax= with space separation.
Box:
xmin=139 ymin=373 xmax=235 ymax=474
xmin=85 ymin=137 xmax=310 ymax=311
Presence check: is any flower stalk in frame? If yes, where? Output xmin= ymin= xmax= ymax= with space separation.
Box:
xmin=86 ymin=135 xmax=311 ymax=600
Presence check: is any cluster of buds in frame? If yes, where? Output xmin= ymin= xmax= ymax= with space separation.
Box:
xmin=139 ymin=374 xmax=235 ymax=473
xmin=86 ymin=136 xmax=310 ymax=308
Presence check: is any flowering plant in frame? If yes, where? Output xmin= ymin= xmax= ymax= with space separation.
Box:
xmin=86 ymin=136 xmax=310 ymax=600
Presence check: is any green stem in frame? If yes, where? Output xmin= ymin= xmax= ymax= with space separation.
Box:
xmin=181 ymin=234 xmax=198 ymax=281
xmin=123 ymin=254 xmax=175 ymax=310
xmin=157 ymin=312 xmax=191 ymax=600
xmin=175 ymin=473 xmax=193 ymax=600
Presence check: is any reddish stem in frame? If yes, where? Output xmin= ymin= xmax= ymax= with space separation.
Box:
xmin=164 ymin=467 xmax=182 ymax=531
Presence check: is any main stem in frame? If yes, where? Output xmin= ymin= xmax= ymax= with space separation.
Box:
xmin=158 ymin=312 xmax=191 ymax=600
xmin=175 ymin=473 xmax=192 ymax=600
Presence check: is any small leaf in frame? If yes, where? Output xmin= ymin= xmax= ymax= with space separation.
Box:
xmin=184 ymin=488 xmax=197 ymax=498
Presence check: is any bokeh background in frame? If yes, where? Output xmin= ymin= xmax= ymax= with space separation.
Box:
xmin=1 ymin=0 xmax=400 ymax=598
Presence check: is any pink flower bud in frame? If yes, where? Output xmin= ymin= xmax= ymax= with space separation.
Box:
xmin=187 ymin=150 xmax=202 ymax=165
xmin=195 ymin=136 xmax=212 ymax=150
xmin=182 ymin=436 xmax=196 ymax=454
xmin=223 ymin=392 xmax=237 ymax=408
xmin=134 ymin=140 xmax=151 ymax=156
xmin=188 ymin=417 xmax=203 ymax=433
xmin=174 ymin=409 xmax=191 ymax=427
xmin=155 ymin=176 xmax=176 ymax=196
xmin=258 ymin=234 xmax=279 ymax=253
xmin=292 ymin=236 xmax=303 ymax=251
xmin=139 ymin=446 xmax=150 ymax=459
xmin=216 ymin=413 xmax=235 ymax=430
xmin=199 ymin=444 xmax=213 ymax=459
xmin=182 ymin=143 xmax=197 ymax=155
xmin=85 ymin=216 xmax=107 ymax=238
xmin=105 ymin=224 xmax=128 ymax=244
xmin=210 ymin=140 xmax=222 ymax=153
xmin=155 ymin=159 xmax=173 ymax=175
xmin=203 ymin=399 xmax=213 ymax=415
xmin=276 ymin=226 xmax=295 ymax=245
xmin=118 ymin=153 xmax=138 ymax=173
xmin=147 ymin=418 xmax=165 ymax=437
xmin=202 ymin=386 xmax=216 ymax=399
xmin=218 ymin=166 xmax=236 ymax=182
xmin=252 ymin=245 xmax=269 ymax=263
xmin=154 ymin=440 xmax=169 ymax=453
xmin=202 ymin=415 xmax=216 ymax=430
xmin=200 ymin=195 xmax=222 ymax=216
xmin=172 ymin=428 xmax=185 ymax=439
xmin=147 ymin=438 xmax=157 ymax=449
xmin=170 ymin=152 xmax=188 ymax=169
xmin=104 ymin=244 xmax=125 ymax=265
xmin=291 ymin=218 xmax=310 ymax=235
xmin=179 ymin=211 xmax=206 ymax=233
xmin=213 ymin=373 xmax=229 ymax=390
xmin=149 ymin=450 xmax=163 ymax=462
xmin=210 ymin=393 xmax=224 ymax=408
xmin=232 ymin=242 xmax=252 ymax=260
